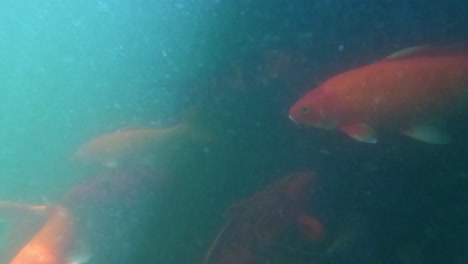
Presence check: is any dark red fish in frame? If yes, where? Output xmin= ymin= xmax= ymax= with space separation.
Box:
xmin=204 ymin=171 xmax=326 ymax=264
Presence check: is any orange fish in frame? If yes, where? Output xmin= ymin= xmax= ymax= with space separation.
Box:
xmin=289 ymin=45 xmax=468 ymax=144
xmin=204 ymin=171 xmax=325 ymax=264
xmin=0 ymin=202 xmax=90 ymax=264
xmin=0 ymin=202 xmax=49 ymax=263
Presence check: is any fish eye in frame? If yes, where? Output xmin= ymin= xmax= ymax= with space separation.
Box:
xmin=302 ymin=107 xmax=310 ymax=114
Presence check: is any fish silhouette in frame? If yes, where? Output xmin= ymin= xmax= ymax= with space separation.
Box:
xmin=204 ymin=171 xmax=325 ymax=264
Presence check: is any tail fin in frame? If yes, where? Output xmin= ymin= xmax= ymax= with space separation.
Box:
xmin=0 ymin=201 xmax=48 ymax=221
xmin=172 ymin=101 xmax=218 ymax=144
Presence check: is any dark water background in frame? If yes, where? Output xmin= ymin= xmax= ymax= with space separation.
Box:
xmin=136 ymin=1 xmax=467 ymax=263
xmin=0 ymin=0 xmax=466 ymax=263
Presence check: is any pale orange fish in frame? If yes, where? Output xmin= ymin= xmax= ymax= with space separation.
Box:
xmin=72 ymin=121 xmax=207 ymax=167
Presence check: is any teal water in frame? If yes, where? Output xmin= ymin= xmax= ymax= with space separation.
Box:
xmin=0 ymin=1 xmax=467 ymax=263
xmin=0 ymin=0 xmax=216 ymax=198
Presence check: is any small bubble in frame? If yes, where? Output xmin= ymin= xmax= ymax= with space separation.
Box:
xmin=338 ymin=44 xmax=344 ymax=51
xmin=203 ymin=147 xmax=210 ymax=153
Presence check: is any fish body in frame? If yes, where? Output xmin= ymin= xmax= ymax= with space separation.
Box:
xmin=289 ymin=46 xmax=468 ymax=144
xmin=203 ymin=171 xmax=325 ymax=264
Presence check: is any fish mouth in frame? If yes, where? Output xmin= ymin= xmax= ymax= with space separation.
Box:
xmin=289 ymin=115 xmax=299 ymax=124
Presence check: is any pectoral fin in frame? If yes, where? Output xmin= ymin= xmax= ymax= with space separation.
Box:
xmin=340 ymin=123 xmax=378 ymax=143
xmin=65 ymin=239 xmax=92 ymax=264
xmin=401 ymin=124 xmax=450 ymax=144
xmin=295 ymin=214 xmax=326 ymax=242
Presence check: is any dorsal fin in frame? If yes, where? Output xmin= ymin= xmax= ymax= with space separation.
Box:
xmin=383 ymin=44 xmax=468 ymax=61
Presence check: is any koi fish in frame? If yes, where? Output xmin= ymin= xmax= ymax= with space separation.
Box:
xmin=72 ymin=120 xmax=209 ymax=167
xmin=0 ymin=202 xmax=90 ymax=264
xmin=289 ymin=45 xmax=468 ymax=144
xmin=204 ymin=171 xmax=325 ymax=264
xmin=0 ymin=202 xmax=49 ymax=264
